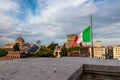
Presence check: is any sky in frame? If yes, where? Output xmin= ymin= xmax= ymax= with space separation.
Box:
xmin=0 ymin=0 xmax=120 ymax=46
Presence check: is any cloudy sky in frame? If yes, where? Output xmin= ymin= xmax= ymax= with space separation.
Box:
xmin=0 ymin=0 xmax=120 ymax=46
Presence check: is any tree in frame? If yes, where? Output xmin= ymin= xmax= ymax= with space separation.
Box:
xmin=34 ymin=50 xmax=54 ymax=57
xmin=34 ymin=42 xmax=58 ymax=57
xmin=47 ymin=41 xmax=58 ymax=50
xmin=13 ymin=43 xmax=20 ymax=51
xmin=40 ymin=45 xmax=47 ymax=51
xmin=46 ymin=50 xmax=54 ymax=57
xmin=0 ymin=49 xmax=8 ymax=57
xmin=61 ymin=43 xmax=68 ymax=57
xmin=35 ymin=51 xmax=47 ymax=57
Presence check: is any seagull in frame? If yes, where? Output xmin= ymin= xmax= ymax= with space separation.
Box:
xmin=20 ymin=40 xmax=41 ymax=58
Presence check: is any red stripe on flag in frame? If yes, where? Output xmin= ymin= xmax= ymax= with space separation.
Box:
xmin=72 ymin=35 xmax=78 ymax=47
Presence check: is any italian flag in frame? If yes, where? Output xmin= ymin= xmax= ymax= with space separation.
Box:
xmin=72 ymin=26 xmax=91 ymax=46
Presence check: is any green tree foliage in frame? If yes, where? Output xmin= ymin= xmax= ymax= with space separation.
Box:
xmin=35 ymin=51 xmax=47 ymax=57
xmin=61 ymin=43 xmax=68 ymax=57
xmin=0 ymin=49 xmax=8 ymax=57
xmin=34 ymin=42 xmax=58 ymax=57
xmin=34 ymin=50 xmax=54 ymax=57
xmin=40 ymin=45 xmax=47 ymax=51
xmin=46 ymin=50 xmax=54 ymax=57
xmin=47 ymin=41 xmax=58 ymax=50
xmin=68 ymin=46 xmax=89 ymax=52
xmin=13 ymin=43 xmax=20 ymax=51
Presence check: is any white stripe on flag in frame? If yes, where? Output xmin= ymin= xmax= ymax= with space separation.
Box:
xmin=77 ymin=33 xmax=82 ymax=43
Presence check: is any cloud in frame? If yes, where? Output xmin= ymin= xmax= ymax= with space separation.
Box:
xmin=0 ymin=0 xmax=20 ymax=13
xmin=94 ymin=38 xmax=120 ymax=46
xmin=0 ymin=0 xmax=21 ymax=44
xmin=94 ymin=23 xmax=120 ymax=36
xmin=33 ymin=0 xmax=98 ymax=22
xmin=0 ymin=0 xmax=120 ymax=46
xmin=0 ymin=12 xmax=23 ymax=39
xmin=0 ymin=37 xmax=14 ymax=44
xmin=26 ymin=0 xmax=98 ymax=42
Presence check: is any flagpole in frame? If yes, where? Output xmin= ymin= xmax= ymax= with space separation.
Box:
xmin=90 ymin=15 xmax=94 ymax=57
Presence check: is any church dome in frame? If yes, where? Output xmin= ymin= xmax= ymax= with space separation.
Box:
xmin=15 ymin=35 xmax=25 ymax=43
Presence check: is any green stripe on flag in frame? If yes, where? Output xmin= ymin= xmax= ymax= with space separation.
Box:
xmin=82 ymin=25 xmax=91 ymax=42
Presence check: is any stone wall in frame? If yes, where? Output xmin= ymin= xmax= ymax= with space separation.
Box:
xmin=79 ymin=64 xmax=120 ymax=80
xmin=80 ymin=71 xmax=120 ymax=80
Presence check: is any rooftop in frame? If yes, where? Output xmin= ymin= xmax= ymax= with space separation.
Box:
xmin=0 ymin=57 xmax=120 ymax=80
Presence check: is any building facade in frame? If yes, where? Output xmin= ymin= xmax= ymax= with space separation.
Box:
xmin=112 ymin=45 xmax=120 ymax=60
xmin=66 ymin=34 xmax=90 ymax=57
xmin=4 ymin=35 xmax=31 ymax=51
xmin=0 ymin=51 xmax=20 ymax=60
xmin=93 ymin=47 xmax=106 ymax=59
xmin=66 ymin=34 xmax=79 ymax=48
xmin=106 ymin=46 xmax=113 ymax=59
xmin=95 ymin=41 xmax=102 ymax=47
xmin=90 ymin=41 xmax=106 ymax=59
xmin=106 ymin=45 xmax=120 ymax=60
